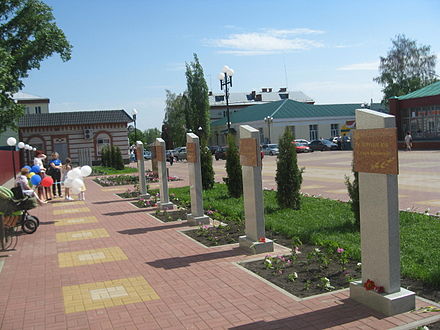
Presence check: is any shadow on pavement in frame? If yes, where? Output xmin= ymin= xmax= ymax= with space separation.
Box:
xmin=117 ymin=222 xmax=188 ymax=235
xmin=103 ymin=209 xmax=155 ymax=216
xmin=93 ymin=198 xmax=137 ymax=205
xmin=230 ymin=298 xmax=385 ymax=329
xmin=146 ymin=246 xmax=246 ymax=269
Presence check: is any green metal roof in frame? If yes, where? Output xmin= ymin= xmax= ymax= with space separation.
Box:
xmin=397 ymin=81 xmax=440 ymax=100
xmin=212 ymin=99 xmax=379 ymax=127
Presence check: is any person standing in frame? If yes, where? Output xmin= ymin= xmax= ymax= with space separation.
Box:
xmin=405 ymin=132 xmax=412 ymax=151
xmin=49 ymin=152 xmax=63 ymax=197
xmin=34 ymin=150 xmax=51 ymax=201
xmin=62 ymin=158 xmax=73 ymax=200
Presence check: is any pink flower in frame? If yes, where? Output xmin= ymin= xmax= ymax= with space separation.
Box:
xmin=337 ymin=248 xmax=345 ymax=254
xmin=294 ymin=247 xmax=301 ymax=255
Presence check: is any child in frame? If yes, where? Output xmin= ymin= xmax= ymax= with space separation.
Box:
xmin=78 ymin=178 xmax=86 ymax=201
xmin=62 ymin=158 xmax=73 ymax=200
xmin=16 ymin=167 xmax=46 ymax=206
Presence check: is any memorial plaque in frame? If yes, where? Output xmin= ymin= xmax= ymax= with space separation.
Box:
xmin=353 ymin=128 xmax=398 ymax=175
xmin=187 ymin=142 xmax=197 ymax=163
xmin=156 ymin=146 xmax=164 ymax=162
xmin=240 ymin=138 xmax=258 ymax=167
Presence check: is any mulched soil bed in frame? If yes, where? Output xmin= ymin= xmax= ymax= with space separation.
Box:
xmin=183 ymin=222 xmax=244 ymax=246
xmin=151 ymin=209 xmax=188 ymax=222
xmin=241 ymin=244 xmax=361 ymax=299
xmin=117 ymin=191 xmax=140 ymax=198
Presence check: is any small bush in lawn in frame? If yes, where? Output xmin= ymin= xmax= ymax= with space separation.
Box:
xmin=225 ymin=135 xmax=243 ymax=198
xmin=275 ymin=127 xmax=303 ymax=209
xmin=345 ymin=163 xmax=360 ymax=229
xmin=113 ymin=146 xmax=125 ymax=170
xmin=101 ymin=145 xmax=110 ymax=167
xmin=200 ymin=140 xmax=215 ymax=190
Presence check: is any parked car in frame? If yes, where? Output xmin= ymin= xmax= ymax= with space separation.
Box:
xmin=214 ymin=146 xmax=228 ymax=160
xmin=209 ymin=145 xmax=220 ymax=155
xmin=143 ymin=151 xmax=152 ymax=160
xmin=293 ymin=142 xmax=311 ymax=153
xmin=262 ymin=144 xmax=279 ymax=156
xmin=294 ymin=139 xmax=310 ymax=145
xmin=174 ymin=147 xmax=187 ymax=161
xmin=309 ymin=139 xmax=339 ymax=151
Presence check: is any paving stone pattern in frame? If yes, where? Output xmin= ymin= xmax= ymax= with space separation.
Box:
xmin=0 ymin=175 xmax=439 ymax=329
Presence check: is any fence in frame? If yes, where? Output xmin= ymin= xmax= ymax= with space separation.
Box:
xmin=0 ymin=150 xmax=21 ymax=186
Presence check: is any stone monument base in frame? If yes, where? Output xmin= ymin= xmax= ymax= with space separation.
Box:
xmin=239 ymin=236 xmax=274 ymax=254
xmin=350 ymin=281 xmax=415 ymax=316
xmin=186 ymin=213 xmax=210 ymax=226
xmin=159 ymin=202 xmax=174 ymax=211
xmin=140 ymin=193 xmax=150 ymax=199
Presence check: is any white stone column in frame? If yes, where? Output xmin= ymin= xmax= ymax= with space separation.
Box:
xmin=154 ymin=138 xmax=173 ymax=210
xmin=350 ymin=109 xmax=415 ymax=316
xmin=238 ymin=125 xmax=273 ymax=254
xmin=186 ymin=133 xmax=210 ymax=226
xmin=136 ymin=141 xmax=150 ymax=198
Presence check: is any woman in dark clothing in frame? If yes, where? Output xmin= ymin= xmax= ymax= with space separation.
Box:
xmin=49 ymin=152 xmax=63 ymax=197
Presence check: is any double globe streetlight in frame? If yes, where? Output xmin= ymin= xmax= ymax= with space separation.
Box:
xmin=218 ymin=65 xmax=234 ymax=133
xmin=6 ymin=138 xmax=35 ymax=179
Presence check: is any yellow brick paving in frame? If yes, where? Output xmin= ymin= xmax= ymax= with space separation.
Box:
xmin=53 ymin=207 xmax=90 ymax=215
xmin=62 ymin=276 xmax=160 ymax=313
xmin=54 ymin=216 xmax=98 ymax=226
xmin=58 ymin=247 xmax=128 ymax=268
xmin=52 ymin=201 xmax=86 ymax=208
xmin=56 ymin=228 xmax=109 ymax=242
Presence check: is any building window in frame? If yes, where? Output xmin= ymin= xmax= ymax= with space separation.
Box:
xmin=97 ymin=136 xmax=111 ymax=155
xmin=279 ymin=93 xmax=289 ymax=99
xmin=401 ymin=105 xmax=440 ymax=140
xmin=35 ymin=106 xmax=41 ymax=114
xmin=331 ymin=124 xmax=339 ymax=137
xmin=309 ymin=124 xmax=318 ymax=140
xmin=215 ymin=95 xmax=224 ymax=102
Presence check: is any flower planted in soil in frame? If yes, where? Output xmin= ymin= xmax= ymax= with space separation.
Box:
xmin=132 ymin=195 xmax=158 ymax=208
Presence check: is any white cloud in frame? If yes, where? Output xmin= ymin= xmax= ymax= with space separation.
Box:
xmin=337 ymin=61 xmax=379 ymax=71
xmin=208 ymin=28 xmax=324 ymax=56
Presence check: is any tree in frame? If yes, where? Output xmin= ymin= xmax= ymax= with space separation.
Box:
xmin=162 ymin=90 xmax=187 ymax=148
xmin=128 ymin=129 xmax=144 ymax=146
xmin=185 ymin=53 xmax=214 ymax=189
xmin=374 ymin=34 xmax=437 ymax=103
xmin=275 ymin=127 xmax=303 ymax=209
xmin=345 ymin=164 xmax=360 ymax=229
xmin=225 ymin=135 xmax=242 ymax=198
xmin=144 ymin=128 xmax=161 ymax=145
xmin=0 ymin=0 xmax=72 ymax=133
xmin=185 ymin=54 xmax=210 ymax=140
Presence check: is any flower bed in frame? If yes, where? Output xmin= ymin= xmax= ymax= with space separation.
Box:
xmin=117 ymin=188 xmax=141 ymax=199
xmin=152 ymin=209 xmax=188 ymax=222
xmin=93 ymin=173 xmax=182 ymax=186
xmin=242 ymin=244 xmax=361 ymax=298
xmin=185 ymin=222 xmax=243 ymax=246
xmin=131 ymin=195 xmax=159 ymax=208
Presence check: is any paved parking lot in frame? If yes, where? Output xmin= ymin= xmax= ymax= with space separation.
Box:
xmin=165 ymin=150 xmax=440 ymax=215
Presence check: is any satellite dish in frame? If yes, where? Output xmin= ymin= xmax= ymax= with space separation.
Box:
xmin=128 ymin=125 xmax=135 ymax=132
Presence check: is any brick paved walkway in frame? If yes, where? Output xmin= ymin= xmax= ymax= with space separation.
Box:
xmin=1 ymin=176 xmax=440 ymax=329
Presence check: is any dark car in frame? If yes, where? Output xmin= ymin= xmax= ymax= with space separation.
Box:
xmin=214 ymin=146 xmax=228 ymax=160
xmin=209 ymin=145 xmax=220 ymax=155
xmin=309 ymin=139 xmax=339 ymax=151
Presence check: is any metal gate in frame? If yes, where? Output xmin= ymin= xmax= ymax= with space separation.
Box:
xmin=78 ymin=148 xmax=92 ymax=166
xmin=53 ymin=142 xmax=68 ymax=162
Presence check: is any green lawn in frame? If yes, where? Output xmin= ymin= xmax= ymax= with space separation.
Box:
xmin=92 ymin=166 xmax=138 ymax=175
xmin=167 ymin=183 xmax=440 ymax=288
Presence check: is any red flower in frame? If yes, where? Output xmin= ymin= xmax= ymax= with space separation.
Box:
xmin=259 ymin=237 xmax=266 ymax=243
xmin=374 ymin=286 xmax=385 ymax=293
xmin=363 ymin=279 xmax=376 ymax=291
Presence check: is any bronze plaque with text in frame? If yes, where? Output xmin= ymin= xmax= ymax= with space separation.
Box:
xmin=240 ymin=138 xmax=259 ymax=167
xmin=353 ymin=128 xmax=398 ymax=175
xmin=156 ymin=146 xmax=164 ymax=162
xmin=186 ymin=142 xmax=197 ymax=163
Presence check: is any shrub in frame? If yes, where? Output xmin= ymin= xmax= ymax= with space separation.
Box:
xmin=200 ymin=140 xmax=215 ymax=190
xmin=101 ymin=145 xmax=110 ymax=167
xmin=275 ymin=127 xmax=303 ymax=209
xmin=345 ymin=164 xmax=360 ymax=229
xmin=225 ymin=134 xmax=243 ymax=197
xmin=113 ymin=146 xmax=125 ymax=170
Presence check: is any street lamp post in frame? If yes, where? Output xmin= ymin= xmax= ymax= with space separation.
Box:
xmin=264 ymin=116 xmax=273 ymax=144
xmin=6 ymin=137 xmax=17 ymax=179
xmin=218 ymin=65 xmax=234 ymax=133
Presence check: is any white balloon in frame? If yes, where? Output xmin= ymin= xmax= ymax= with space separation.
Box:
xmin=64 ymin=178 xmax=73 ymax=188
xmin=71 ymin=186 xmax=81 ymax=194
xmin=71 ymin=178 xmax=84 ymax=190
xmin=17 ymin=142 xmax=25 ymax=149
xmin=7 ymin=137 xmax=17 ymax=146
xmin=80 ymin=165 xmax=92 ymax=177
xmin=67 ymin=168 xmax=81 ymax=180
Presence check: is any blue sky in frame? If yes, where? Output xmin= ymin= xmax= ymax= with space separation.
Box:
xmin=23 ymin=0 xmax=440 ymax=131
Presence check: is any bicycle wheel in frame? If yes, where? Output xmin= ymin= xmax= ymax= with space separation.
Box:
xmin=26 ymin=215 xmax=40 ymax=226
xmin=22 ymin=219 xmax=38 ymax=234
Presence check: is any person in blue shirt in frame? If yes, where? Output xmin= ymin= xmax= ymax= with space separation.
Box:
xmin=49 ymin=152 xmax=63 ymax=197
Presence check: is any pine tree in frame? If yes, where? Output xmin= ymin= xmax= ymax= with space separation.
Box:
xmin=345 ymin=164 xmax=360 ymax=229
xmin=225 ymin=135 xmax=242 ymax=197
xmin=200 ymin=140 xmax=215 ymax=190
xmin=275 ymin=127 xmax=303 ymax=209
xmin=101 ymin=146 xmax=109 ymax=167
xmin=114 ymin=146 xmax=125 ymax=170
